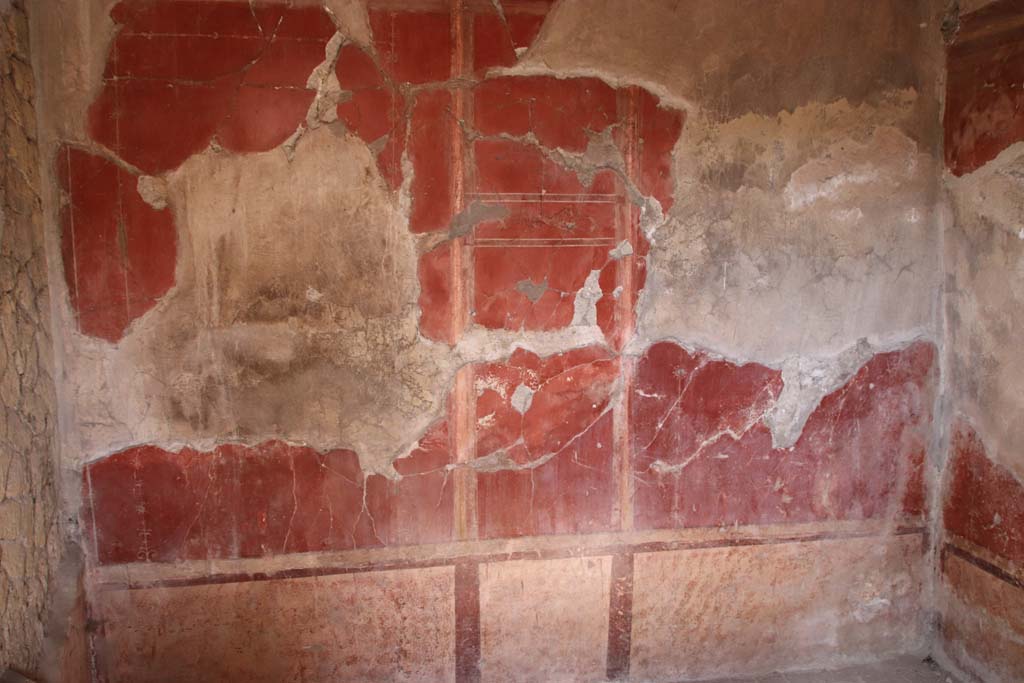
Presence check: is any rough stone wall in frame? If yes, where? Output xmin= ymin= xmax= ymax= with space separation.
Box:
xmin=0 ymin=0 xmax=62 ymax=674
xmin=30 ymin=0 xmax=952 ymax=681
xmin=939 ymin=1 xmax=1024 ymax=680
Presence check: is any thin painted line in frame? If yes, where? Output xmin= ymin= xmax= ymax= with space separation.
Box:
xmin=943 ymin=542 xmax=1024 ymax=592
xmin=94 ymin=526 xmax=927 ymax=593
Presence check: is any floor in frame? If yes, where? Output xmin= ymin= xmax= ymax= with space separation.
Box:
xmin=703 ymin=656 xmax=960 ymax=682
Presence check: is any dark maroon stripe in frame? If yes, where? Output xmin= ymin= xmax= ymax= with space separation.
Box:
xmin=606 ymin=553 xmax=634 ymax=680
xmin=944 ymin=542 xmax=1024 ymax=592
xmin=96 ymin=526 xmax=927 ymax=592
xmin=454 ymin=561 xmax=481 ymax=683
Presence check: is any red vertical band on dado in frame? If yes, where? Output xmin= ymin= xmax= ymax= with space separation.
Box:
xmin=455 ymin=561 xmax=482 ymax=683
xmin=606 ymin=552 xmax=635 ymax=680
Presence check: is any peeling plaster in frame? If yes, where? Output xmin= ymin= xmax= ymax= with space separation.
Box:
xmin=638 ymin=99 xmax=942 ymax=368
xmin=766 ymin=339 xmax=876 ymax=449
xmin=946 ymin=142 xmax=1024 ymax=480
xmin=38 ymin=0 xmax=948 ymax=492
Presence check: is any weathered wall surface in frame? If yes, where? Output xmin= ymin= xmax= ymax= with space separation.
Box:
xmin=0 ymin=0 xmax=62 ymax=674
xmin=30 ymin=0 xmax=950 ymax=681
xmin=939 ymin=1 xmax=1024 ymax=680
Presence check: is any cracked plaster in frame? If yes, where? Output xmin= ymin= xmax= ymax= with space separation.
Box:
xmin=34 ymin=0 xmax=947 ymax=485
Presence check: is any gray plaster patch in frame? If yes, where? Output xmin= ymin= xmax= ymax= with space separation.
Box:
xmin=516 ymin=279 xmax=548 ymax=303
xmin=609 ymin=240 xmax=634 ymax=260
xmin=511 ymin=383 xmax=535 ymax=414
xmin=571 ymin=270 xmax=603 ymax=327
xmin=449 ymin=202 xmax=510 ymax=239
xmin=765 ymin=338 xmax=875 ymax=449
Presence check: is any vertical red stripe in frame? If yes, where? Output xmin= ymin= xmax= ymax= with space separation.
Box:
xmin=455 ymin=561 xmax=481 ymax=683
xmin=606 ymin=552 xmax=634 ymax=680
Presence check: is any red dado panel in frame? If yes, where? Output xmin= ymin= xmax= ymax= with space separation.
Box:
xmin=944 ymin=421 xmax=1024 ymax=566
xmin=57 ymin=146 xmax=176 ymax=341
xmin=86 ymin=433 xmax=453 ymax=565
xmin=631 ymin=342 xmax=935 ymax=530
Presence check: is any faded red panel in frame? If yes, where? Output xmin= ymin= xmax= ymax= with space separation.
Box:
xmin=337 ymin=88 xmax=401 ymax=146
xmin=273 ymin=4 xmax=337 ymax=39
xmin=474 ymin=76 xmax=618 ymax=152
xmin=409 ymin=89 xmax=455 ymax=233
xmin=336 ymin=44 xmax=385 ymax=90
xmin=88 ymin=77 xmax=240 ymax=176
xmin=217 ymin=86 xmax=316 ymax=154
xmin=474 ymin=347 xmax=619 ymax=538
xmin=58 ymin=146 xmax=176 ymax=342
xmin=792 ymin=343 xmax=935 ymax=521
xmin=242 ymin=38 xmax=329 ymax=89
xmin=478 ymin=413 xmax=615 ymax=539
xmin=902 ymin=445 xmax=927 ymax=518
xmin=474 ymin=198 xmax=619 ymax=240
xmin=369 ymin=10 xmax=451 ymax=85
xmin=234 ymin=443 xmax=378 ymax=557
xmin=942 ymin=552 xmax=1024 ymax=683
xmin=634 ymin=88 xmax=683 ymax=211
xmin=85 ymin=437 xmax=453 ymax=566
xmin=108 ymin=0 xmax=282 ymax=37
xmin=472 ymin=9 xmax=546 ymax=73
xmin=473 ymin=245 xmax=607 ymax=331
xmin=386 ymin=420 xmax=454 ymax=545
xmin=944 ymin=421 xmax=1024 ymax=566
xmin=105 ymin=35 xmax=264 ymax=81
xmin=90 ymin=1 xmax=333 ymax=173
xmin=462 ymin=77 xmax=682 ymax=344
xmin=472 ymin=137 xmax=622 ymax=197
xmin=473 ymin=13 xmax=517 ymax=73
xmin=474 ymin=138 xmax=544 ymax=194
xmin=93 ymin=565 xmax=456 ymax=683
xmin=418 ymin=241 xmax=453 ymax=343
xmin=85 ymin=445 xmax=240 ymax=565
xmin=944 ymin=6 xmax=1024 ymax=175
xmin=335 ymin=45 xmax=407 ymax=190
xmin=632 ymin=341 xmax=935 ymax=530
xmin=631 ymin=344 xmax=784 ymax=530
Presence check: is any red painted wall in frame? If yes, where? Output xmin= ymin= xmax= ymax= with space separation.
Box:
xmin=67 ymin=1 xmax=938 ymax=680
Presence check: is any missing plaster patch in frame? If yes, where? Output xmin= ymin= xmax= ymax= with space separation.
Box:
xmin=449 ymin=202 xmax=510 ymax=239
xmin=765 ymin=338 xmax=875 ymax=449
xmin=136 ymin=176 xmax=168 ymax=210
xmin=570 ymin=269 xmax=603 ymax=327
xmin=511 ymin=383 xmax=534 ymax=414
xmin=516 ymin=278 xmax=548 ymax=303
xmin=609 ymin=240 xmax=634 ymax=260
